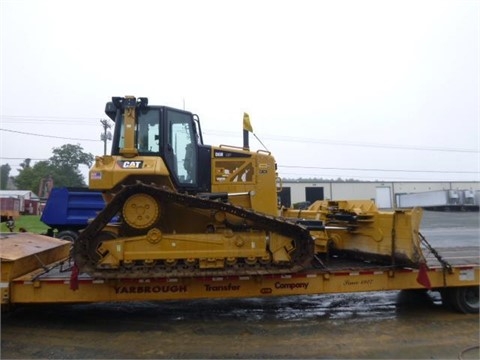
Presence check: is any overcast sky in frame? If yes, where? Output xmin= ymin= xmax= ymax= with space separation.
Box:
xmin=1 ymin=0 xmax=479 ymax=183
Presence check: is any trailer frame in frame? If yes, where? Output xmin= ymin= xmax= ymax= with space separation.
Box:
xmin=1 ymin=233 xmax=478 ymax=313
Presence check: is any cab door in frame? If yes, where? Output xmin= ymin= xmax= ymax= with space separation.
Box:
xmin=164 ymin=108 xmax=198 ymax=188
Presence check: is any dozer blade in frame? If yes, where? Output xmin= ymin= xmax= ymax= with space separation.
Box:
xmin=284 ymin=200 xmax=426 ymax=268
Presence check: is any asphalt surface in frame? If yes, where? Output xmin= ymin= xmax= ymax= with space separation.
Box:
xmin=1 ymin=210 xmax=479 ymax=359
xmin=420 ymin=210 xmax=479 ymax=247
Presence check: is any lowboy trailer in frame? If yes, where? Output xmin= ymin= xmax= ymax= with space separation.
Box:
xmin=1 ymin=232 xmax=478 ymax=313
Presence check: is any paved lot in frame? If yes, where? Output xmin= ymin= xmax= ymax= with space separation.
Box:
xmin=1 ymin=292 xmax=479 ymax=359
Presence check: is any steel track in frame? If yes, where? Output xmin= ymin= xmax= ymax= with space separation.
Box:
xmin=73 ymin=182 xmax=315 ymax=278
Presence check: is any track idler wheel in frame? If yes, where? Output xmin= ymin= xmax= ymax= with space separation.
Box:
xmin=122 ymin=193 xmax=160 ymax=230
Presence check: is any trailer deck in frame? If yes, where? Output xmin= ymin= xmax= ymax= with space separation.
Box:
xmin=1 ymin=232 xmax=478 ymax=313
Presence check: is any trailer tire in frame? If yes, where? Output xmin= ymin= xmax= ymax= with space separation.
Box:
xmin=442 ymin=286 xmax=479 ymax=314
xmin=56 ymin=230 xmax=79 ymax=242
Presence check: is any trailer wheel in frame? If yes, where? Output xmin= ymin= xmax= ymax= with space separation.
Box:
xmin=442 ymin=286 xmax=479 ymax=314
xmin=56 ymin=230 xmax=79 ymax=242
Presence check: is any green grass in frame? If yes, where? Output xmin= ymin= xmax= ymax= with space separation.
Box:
xmin=0 ymin=215 xmax=50 ymax=234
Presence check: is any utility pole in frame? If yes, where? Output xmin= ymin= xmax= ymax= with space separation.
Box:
xmin=100 ymin=119 xmax=112 ymax=155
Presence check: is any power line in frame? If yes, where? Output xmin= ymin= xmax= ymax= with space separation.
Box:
xmin=204 ymin=129 xmax=479 ymax=153
xmin=0 ymin=128 xmax=100 ymax=141
xmin=1 ymin=121 xmax=99 ymax=126
xmin=0 ymin=127 xmax=477 ymax=179
xmin=1 ymin=119 xmax=477 ymax=153
xmin=278 ymin=165 xmax=480 ymax=181
xmin=1 ymin=157 xmax=48 ymax=160
xmin=278 ymin=165 xmax=479 ymax=174
xmin=270 ymin=136 xmax=479 ymax=153
xmin=279 ymin=171 xmax=477 ymax=182
xmin=1 ymin=115 xmax=101 ymax=122
xmin=0 ymin=116 xmax=103 ymax=126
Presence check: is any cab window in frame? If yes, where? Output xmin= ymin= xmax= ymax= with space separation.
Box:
xmin=167 ymin=110 xmax=197 ymax=184
xmin=137 ymin=109 xmax=160 ymax=153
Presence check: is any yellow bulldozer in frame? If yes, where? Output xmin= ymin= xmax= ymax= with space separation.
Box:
xmin=73 ymin=96 xmax=424 ymax=279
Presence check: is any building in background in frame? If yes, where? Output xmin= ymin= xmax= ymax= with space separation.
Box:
xmin=0 ymin=190 xmax=41 ymax=215
xmin=279 ymin=180 xmax=480 ymax=210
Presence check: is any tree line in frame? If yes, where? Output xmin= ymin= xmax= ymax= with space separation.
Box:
xmin=0 ymin=144 xmax=94 ymax=193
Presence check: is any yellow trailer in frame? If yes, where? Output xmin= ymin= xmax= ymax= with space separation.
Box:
xmin=1 ymin=232 xmax=478 ymax=314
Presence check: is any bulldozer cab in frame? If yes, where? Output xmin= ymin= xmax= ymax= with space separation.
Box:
xmin=106 ymin=97 xmax=202 ymax=190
